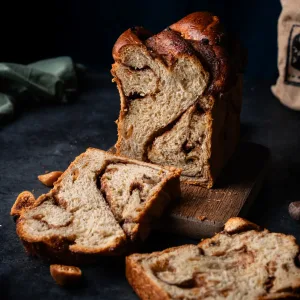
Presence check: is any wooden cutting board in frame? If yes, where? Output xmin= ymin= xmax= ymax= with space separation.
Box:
xmin=109 ymin=142 xmax=270 ymax=239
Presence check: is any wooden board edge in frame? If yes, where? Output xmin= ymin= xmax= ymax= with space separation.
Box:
xmin=238 ymin=148 xmax=271 ymax=218
xmin=154 ymin=214 xmax=224 ymax=239
xmin=156 ymin=144 xmax=271 ymax=239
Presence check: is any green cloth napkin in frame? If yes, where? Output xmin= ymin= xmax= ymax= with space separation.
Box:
xmin=0 ymin=56 xmax=84 ymax=124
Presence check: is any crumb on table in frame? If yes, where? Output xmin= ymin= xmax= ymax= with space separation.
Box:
xmin=197 ymin=216 xmax=207 ymax=221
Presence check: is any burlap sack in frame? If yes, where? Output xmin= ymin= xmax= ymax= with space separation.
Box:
xmin=271 ymin=0 xmax=300 ymax=110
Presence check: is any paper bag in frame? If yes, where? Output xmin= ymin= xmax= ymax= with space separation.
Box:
xmin=271 ymin=0 xmax=300 ymax=110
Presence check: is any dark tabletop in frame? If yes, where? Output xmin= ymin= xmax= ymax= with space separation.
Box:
xmin=1 ymin=73 xmax=300 ymax=299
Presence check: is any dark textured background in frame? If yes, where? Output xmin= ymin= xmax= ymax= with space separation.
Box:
xmin=2 ymin=1 xmax=300 ymax=299
xmin=1 ymin=0 xmax=281 ymax=79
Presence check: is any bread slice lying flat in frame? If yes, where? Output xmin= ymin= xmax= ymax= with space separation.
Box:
xmin=126 ymin=217 xmax=300 ymax=299
xmin=111 ymin=12 xmax=246 ymax=188
xmin=11 ymin=148 xmax=181 ymax=263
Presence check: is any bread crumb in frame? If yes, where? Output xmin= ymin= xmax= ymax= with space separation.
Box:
xmin=198 ymin=216 xmax=207 ymax=221
xmin=50 ymin=265 xmax=82 ymax=286
xmin=38 ymin=171 xmax=63 ymax=187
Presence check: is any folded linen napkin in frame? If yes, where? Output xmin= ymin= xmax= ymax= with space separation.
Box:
xmin=0 ymin=56 xmax=85 ymax=124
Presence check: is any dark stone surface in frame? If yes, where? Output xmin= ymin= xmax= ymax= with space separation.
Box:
xmin=1 ymin=74 xmax=300 ymax=299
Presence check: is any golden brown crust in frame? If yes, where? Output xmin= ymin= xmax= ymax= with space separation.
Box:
xmin=10 ymin=191 xmax=36 ymax=217
xmin=126 ymin=255 xmax=171 ymax=300
xmin=145 ymin=28 xmax=196 ymax=67
xmin=170 ymin=11 xmax=221 ymax=42
xmin=110 ymin=64 xmax=129 ymax=157
xmin=50 ymin=264 xmax=82 ymax=286
xmin=112 ymin=27 xmax=152 ymax=61
xmin=38 ymin=171 xmax=63 ymax=187
xmin=224 ymin=217 xmax=262 ymax=234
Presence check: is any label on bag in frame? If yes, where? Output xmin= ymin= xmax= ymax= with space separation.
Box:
xmin=285 ymin=24 xmax=300 ymax=86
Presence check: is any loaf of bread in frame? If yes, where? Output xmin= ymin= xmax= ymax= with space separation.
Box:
xmin=111 ymin=12 xmax=246 ymax=188
xmin=11 ymin=148 xmax=181 ymax=263
xmin=126 ymin=217 xmax=300 ymax=299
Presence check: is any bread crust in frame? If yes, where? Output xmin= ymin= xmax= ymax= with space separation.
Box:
xmin=223 ymin=216 xmax=262 ymax=234
xmin=50 ymin=264 xmax=82 ymax=286
xmin=145 ymin=28 xmax=196 ymax=67
xmin=38 ymin=171 xmax=63 ymax=187
xmin=126 ymin=217 xmax=300 ymax=300
xmin=10 ymin=191 xmax=36 ymax=217
xmin=126 ymin=255 xmax=171 ymax=300
xmin=112 ymin=27 xmax=152 ymax=62
xmin=12 ymin=148 xmax=181 ymax=264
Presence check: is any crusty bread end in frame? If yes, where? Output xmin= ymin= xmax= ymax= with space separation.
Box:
xmin=10 ymin=191 xmax=35 ymax=217
xmin=50 ymin=264 xmax=82 ymax=286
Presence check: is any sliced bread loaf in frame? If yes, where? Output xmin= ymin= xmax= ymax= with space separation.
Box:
xmin=111 ymin=12 xmax=246 ymax=188
xmin=11 ymin=148 xmax=181 ymax=263
xmin=126 ymin=217 xmax=300 ymax=299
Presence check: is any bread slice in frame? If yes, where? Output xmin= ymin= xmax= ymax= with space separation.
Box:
xmin=126 ymin=217 xmax=300 ymax=299
xmin=11 ymin=148 xmax=181 ymax=263
xmin=111 ymin=12 xmax=246 ymax=188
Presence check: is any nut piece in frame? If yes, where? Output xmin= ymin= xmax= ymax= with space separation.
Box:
xmin=38 ymin=171 xmax=63 ymax=187
xmin=50 ymin=264 xmax=82 ymax=286
xmin=197 ymin=215 xmax=207 ymax=221
xmin=289 ymin=201 xmax=300 ymax=221
xmin=10 ymin=191 xmax=35 ymax=217
xmin=224 ymin=217 xmax=261 ymax=234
